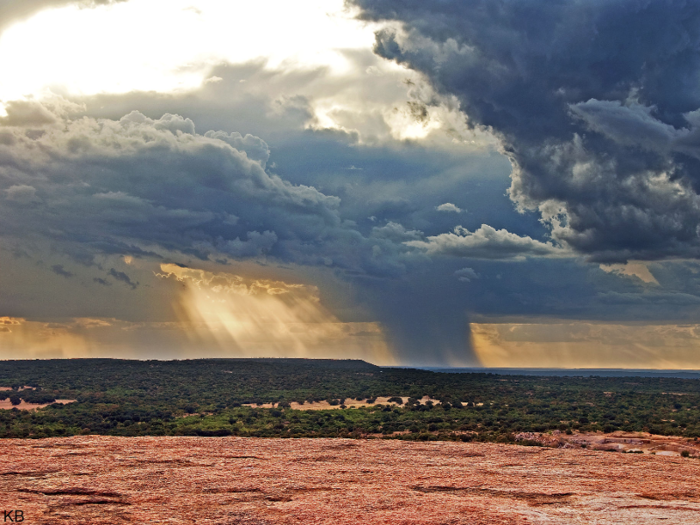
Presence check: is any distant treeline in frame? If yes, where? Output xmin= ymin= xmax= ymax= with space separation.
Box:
xmin=0 ymin=358 xmax=698 ymax=442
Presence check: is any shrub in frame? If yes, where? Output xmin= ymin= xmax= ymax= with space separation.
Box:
xmin=9 ymin=396 xmax=21 ymax=406
xmin=24 ymin=394 xmax=56 ymax=404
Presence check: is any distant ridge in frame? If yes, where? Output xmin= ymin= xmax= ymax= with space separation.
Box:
xmin=0 ymin=357 xmax=378 ymax=369
xmin=417 ymin=367 xmax=700 ymax=379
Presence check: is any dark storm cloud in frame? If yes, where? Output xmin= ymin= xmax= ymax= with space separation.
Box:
xmin=51 ymin=264 xmax=73 ymax=278
xmin=0 ymin=96 xmax=552 ymax=280
xmin=108 ymin=268 xmax=138 ymax=289
xmin=0 ymin=101 xmax=425 ymax=279
xmin=78 ymin=60 xmax=527 ymax=245
xmin=0 ymin=93 xmax=569 ymax=364
xmin=351 ymin=0 xmax=700 ymax=262
xmin=6 ymin=1 xmax=695 ymax=364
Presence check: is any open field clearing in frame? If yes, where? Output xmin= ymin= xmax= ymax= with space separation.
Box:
xmin=2 ymin=436 xmax=700 ymax=524
xmin=243 ymin=396 xmax=442 ymax=410
xmin=0 ymin=399 xmax=76 ymax=411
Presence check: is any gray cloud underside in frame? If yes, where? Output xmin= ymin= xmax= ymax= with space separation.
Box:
xmin=352 ymin=0 xmax=700 ymax=263
xmin=0 ymin=105 xmax=348 ymax=267
xmin=0 ymin=94 xmax=572 ymax=365
xmin=0 ymin=99 xmax=551 ymax=276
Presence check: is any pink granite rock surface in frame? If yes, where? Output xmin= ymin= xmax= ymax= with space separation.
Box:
xmin=1 ymin=436 xmax=699 ymax=524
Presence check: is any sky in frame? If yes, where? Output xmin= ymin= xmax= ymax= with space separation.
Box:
xmin=2 ymin=0 xmax=700 ymax=367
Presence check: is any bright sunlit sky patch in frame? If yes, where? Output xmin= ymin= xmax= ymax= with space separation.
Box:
xmin=0 ymin=0 xmax=379 ymax=106
xmin=3 ymin=0 xmax=700 ymax=367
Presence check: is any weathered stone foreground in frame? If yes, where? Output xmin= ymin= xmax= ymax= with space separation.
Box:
xmin=1 ymin=436 xmax=700 ymax=524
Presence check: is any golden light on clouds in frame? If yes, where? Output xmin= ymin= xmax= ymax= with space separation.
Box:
xmin=0 ymin=0 xmax=480 ymax=148
xmin=599 ymin=261 xmax=659 ymax=285
xmin=158 ymin=264 xmax=395 ymax=364
xmin=473 ymin=320 xmax=700 ymax=369
xmin=0 ymin=314 xmax=226 ymax=360
xmin=0 ymin=316 xmax=94 ymax=359
xmin=0 ymin=316 xmax=193 ymax=360
xmin=0 ymin=265 xmax=395 ymax=364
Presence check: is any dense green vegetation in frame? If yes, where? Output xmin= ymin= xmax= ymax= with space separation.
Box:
xmin=0 ymin=358 xmax=699 ymax=441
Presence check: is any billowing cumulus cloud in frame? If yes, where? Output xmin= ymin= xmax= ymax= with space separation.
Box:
xmin=352 ymin=0 xmax=700 ymax=263
xmin=454 ymin=267 xmax=478 ymax=282
xmin=0 ymin=100 xmax=56 ymax=126
xmin=370 ymin=221 xmax=422 ymax=242
xmin=5 ymin=184 xmax=39 ymax=203
xmin=0 ymin=97 xmax=520 ymax=287
xmin=436 ymin=202 xmax=462 ymax=213
xmin=406 ymin=224 xmax=564 ymax=260
xmin=0 ymin=102 xmax=352 ymax=268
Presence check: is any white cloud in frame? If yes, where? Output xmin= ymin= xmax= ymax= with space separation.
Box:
xmin=436 ymin=202 xmax=462 ymax=213
xmin=405 ymin=224 xmax=565 ymax=260
xmin=454 ymin=267 xmax=478 ymax=282
xmin=370 ymin=221 xmax=422 ymax=241
xmin=0 ymin=0 xmax=377 ymax=104
xmin=0 ymin=0 xmax=499 ymax=150
xmin=5 ymin=184 xmax=39 ymax=204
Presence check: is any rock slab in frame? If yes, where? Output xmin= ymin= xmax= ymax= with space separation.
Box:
xmin=1 ymin=436 xmax=699 ymax=524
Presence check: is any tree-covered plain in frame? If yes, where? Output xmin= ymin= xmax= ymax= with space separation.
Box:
xmin=0 ymin=359 xmax=698 ymax=442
